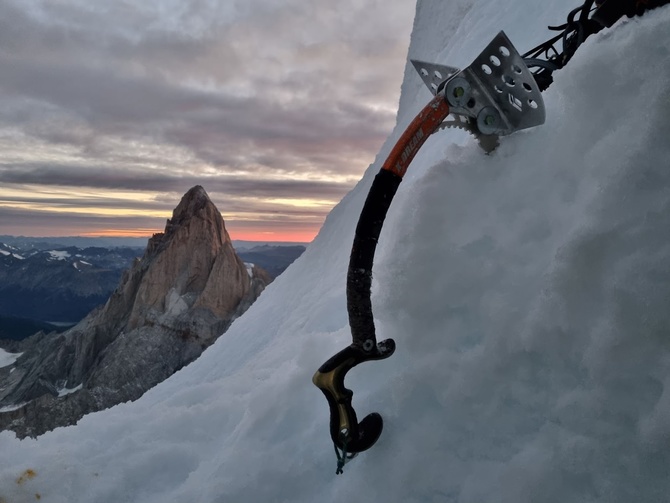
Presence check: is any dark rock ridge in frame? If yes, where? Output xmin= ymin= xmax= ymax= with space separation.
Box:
xmin=0 ymin=186 xmax=270 ymax=438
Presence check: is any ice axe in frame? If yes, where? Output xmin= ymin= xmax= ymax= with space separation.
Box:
xmin=313 ymin=31 xmax=545 ymax=474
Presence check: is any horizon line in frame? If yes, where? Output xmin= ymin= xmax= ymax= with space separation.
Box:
xmin=0 ymin=232 xmax=313 ymax=244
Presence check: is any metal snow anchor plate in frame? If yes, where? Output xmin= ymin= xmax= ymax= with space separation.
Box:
xmin=411 ymin=60 xmax=460 ymax=96
xmin=411 ymin=31 xmax=545 ymax=138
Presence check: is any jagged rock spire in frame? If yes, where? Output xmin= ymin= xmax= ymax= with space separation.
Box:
xmin=0 ymin=186 xmax=270 ymax=438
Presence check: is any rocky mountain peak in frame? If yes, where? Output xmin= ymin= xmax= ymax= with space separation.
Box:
xmin=146 ymin=185 xmax=226 ymax=259
xmin=105 ymin=185 xmax=253 ymax=331
xmin=173 ymin=185 xmax=210 ymax=215
xmin=168 ymin=185 xmax=218 ymax=232
xmin=0 ymin=186 xmax=270 ymax=438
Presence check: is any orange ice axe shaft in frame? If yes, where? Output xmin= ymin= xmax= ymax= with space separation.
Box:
xmin=312 ymin=94 xmax=450 ymax=465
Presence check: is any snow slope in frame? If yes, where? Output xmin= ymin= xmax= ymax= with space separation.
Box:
xmin=2 ymin=1 xmax=670 ymax=502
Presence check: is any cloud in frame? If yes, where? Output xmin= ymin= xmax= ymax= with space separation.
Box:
xmin=0 ymin=205 xmax=163 ymax=237
xmin=0 ymin=163 xmax=352 ymax=199
xmin=0 ymin=0 xmax=415 ymax=239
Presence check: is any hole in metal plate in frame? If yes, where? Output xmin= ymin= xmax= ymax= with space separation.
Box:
xmin=509 ymin=93 xmax=523 ymax=112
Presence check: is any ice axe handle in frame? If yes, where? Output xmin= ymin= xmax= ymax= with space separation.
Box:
xmin=312 ymin=340 xmax=395 ymax=453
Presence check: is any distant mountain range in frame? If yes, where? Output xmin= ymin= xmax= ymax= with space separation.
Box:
xmin=0 ymin=235 xmax=309 ymax=250
xmin=0 ymin=235 xmax=149 ymax=249
xmin=236 ymin=244 xmax=307 ymax=278
xmin=0 ymin=243 xmax=143 ymax=326
xmin=0 ymin=238 xmax=306 ymax=341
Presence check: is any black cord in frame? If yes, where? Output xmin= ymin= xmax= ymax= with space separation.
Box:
xmin=521 ymin=0 xmax=600 ymax=91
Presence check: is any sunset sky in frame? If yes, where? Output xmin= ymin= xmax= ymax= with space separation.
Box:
xmin=0 ymin=0 xmax=416 ymax=242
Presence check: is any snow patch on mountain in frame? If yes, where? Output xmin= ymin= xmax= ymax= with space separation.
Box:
xmin=0 ymin=402 xmax=27 ymax=413
xmin=0 ymin=249 xmax=24 ymax=260
xmin=0 ymin=349 xmax=22 ymax=369
xmin=57 ymin=384 xmax=83 ymax=398
xmin=47 ymin=250 xmax=71 ymax=261
xmin=245 ymin=263 xmax=254 ymax=277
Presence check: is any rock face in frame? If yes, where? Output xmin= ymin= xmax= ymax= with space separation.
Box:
xmin=0 ymin=186 xmax=270 ymax=438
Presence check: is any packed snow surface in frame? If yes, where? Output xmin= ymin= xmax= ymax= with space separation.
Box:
xmin=2 ymin=1 xmax=670 ymax=502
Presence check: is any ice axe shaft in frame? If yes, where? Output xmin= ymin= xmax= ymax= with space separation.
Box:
xmin=313 ymin=94 xmax=450 ymax=457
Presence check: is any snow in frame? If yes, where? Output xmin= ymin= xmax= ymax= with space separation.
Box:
xmin=0 ymin=349 xmax=22 ymax=369
xmin=1 ymin=2 xmax=670 ymax=502
xmin=245 ymin=262 xmax=254 ymax=277
xmin=0 ymin=249 xmax=24 ymax=259
xmin=0 ymin=403 xmax=28 ymax=413
xmin=48 ymin=250 xmax=70 ymax=260
xmin=74 ymin=260 xmax=92 ymax=270
xmin=57 ymin=384 xmax=83 ymax=398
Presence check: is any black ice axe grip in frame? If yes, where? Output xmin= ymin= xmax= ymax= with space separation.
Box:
xmin=312 ymin=340 xmax=395 ymax=452
xmin=314 ymin=95 xmax=451 ymax=456
xmin=312 ymin=169 xmax=401 ymax=453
